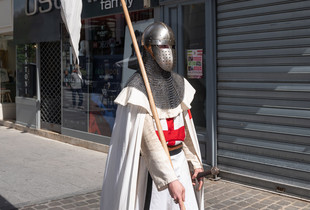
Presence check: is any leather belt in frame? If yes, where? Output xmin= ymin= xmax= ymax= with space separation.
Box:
xmin=168 ymin=143 xmax=183 ymax=151
xmin=168 ymin=144 xmax=183 ymax=156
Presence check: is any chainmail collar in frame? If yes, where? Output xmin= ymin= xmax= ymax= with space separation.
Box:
xmin=126 ymin=48 xmax=184 ymax=110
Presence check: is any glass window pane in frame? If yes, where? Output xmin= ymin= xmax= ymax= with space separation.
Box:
xmin=62 ymin=27 xmax=88 ymax=132
xmin=85 ymin=11 xmax=153 ymax=137
xmin=183 ymin=3 xmax=206 ymax=129
xmin=0 ymin=39 xmax=16 ymax=103
xmin=62 ymin=9 xmax=154 ymax=137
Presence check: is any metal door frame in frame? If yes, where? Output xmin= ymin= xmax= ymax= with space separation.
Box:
xmin=160 ymin=0 xmax=217 ymax=167
xmin=36 ymin=42 xmax=41 ymax=129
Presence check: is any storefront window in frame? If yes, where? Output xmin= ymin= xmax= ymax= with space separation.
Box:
xmin=16 ymin=44 xmax=37 ymax=98
xmin=62 ymin=9 xmax=154 ymax=137
xmin=62 ymin=29 xmax=88 ymax=132
xmin=0 ymin=39 xmax=16 ymax=103
xmin=183 ymin=3 xmax=206 ymax=129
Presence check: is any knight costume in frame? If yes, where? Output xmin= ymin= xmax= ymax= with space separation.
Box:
xmin=100 ymin=22 xmax=204 ymax=210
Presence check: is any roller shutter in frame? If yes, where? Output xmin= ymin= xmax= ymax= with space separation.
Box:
xmin=217 ymin=0 xmax=310 ymax=199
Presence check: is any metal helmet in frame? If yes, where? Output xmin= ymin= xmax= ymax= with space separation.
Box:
xmin=141 ymin=22 xmax=176 ymax=72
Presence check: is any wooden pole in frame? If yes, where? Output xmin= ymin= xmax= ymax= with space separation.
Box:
xmin=120 ymin=1 xmax=170 ymax=163
xmin=120 ymin=1 xmax=185 ymax=209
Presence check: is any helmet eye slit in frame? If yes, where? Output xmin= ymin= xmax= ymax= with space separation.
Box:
xmin=157 ymin=45 xmax=169 ymax=49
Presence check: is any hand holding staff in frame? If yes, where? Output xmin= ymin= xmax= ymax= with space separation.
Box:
xmin=120 ymin=1 xmax=185 ymax=209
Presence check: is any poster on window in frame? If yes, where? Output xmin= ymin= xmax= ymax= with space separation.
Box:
xmin=187 ymin=49 xmax=203 ymax=79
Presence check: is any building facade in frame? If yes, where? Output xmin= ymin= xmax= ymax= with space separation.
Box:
xmin=0 ymin=0 xmax=16 ymax=120
xmin=9 ymin=0 xmax=310 ymax=200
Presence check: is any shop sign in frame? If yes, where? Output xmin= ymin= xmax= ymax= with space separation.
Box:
xmin=16 ymin=44 xmax=37 ymax=98
xmin=25 ymin=0 xmax=60 ymax=16
xmin=23 ymin=45 xmax=31 ymax=96
xmin=82 ymin=0 xmax=158 ymax=19
xmin=97 ymin=0 xmax=134 ymax=10
xmin=14 ymin=0 xmax=61 ymax=44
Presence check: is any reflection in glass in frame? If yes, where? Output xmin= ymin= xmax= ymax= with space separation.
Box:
xmin=62 ymin=28 xmax=88 ymax=132
xmin=0 ymin=39 xmax=16 ymax=103
xmin=183 ymin=4 xmax=206 ymax=129
xmin=62 ymin=9 xmax=154 ymax=137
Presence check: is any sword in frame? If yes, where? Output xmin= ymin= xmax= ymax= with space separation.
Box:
xmin=196 ymin=167 xmax=220 ymax=180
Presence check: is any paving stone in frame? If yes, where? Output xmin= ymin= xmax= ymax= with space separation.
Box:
xmin=260 ymin=198 xmax=277 ymax=205
xmin=292 ymin=201 xmax=310 ymax=208
xmin=48 ymin=201 xmax=62 ymax=207
xmin=84 ymin=194 xmax=98 ymax=199
xmin=72 ymin=195 xmax=87 ymax=202
xmin=231 ymin=195 xmax=246 ymax=202
xmin=223 ymin=191 xmax=238 ymax=197
xmin=240 ymin=192 xmax=254 ymax=199
xmin=250 ymin=202 xmax=268 ymax=209
xmin=210 ymin=203 xmax=226 ymax=209
xmin=252 ymin=193 xmax=269 ymax=200
xmin=48 ymin=207 xmax=64 ymax=210
xmin=17 ymin=180 xmax=310 ymax=210
xmin=72 ymin=207 xmax=90 ymax=210
xmin=243 ymin=207 xmax=257 ymax=210
xmin=243 ymin=197 xmax=259 ymax=204
xmin=224 ymin=204 xmax=243 ymax=210
xmin=284 ymin=206 xmax=301 ymax=210
xmin=87 ymin=203 xmax=100 ymax=208
xmin=207 ymin=197 xmax=222 ymax=204
xmin=235 ymin=201 xmax=252 ymax=207
xmin=86 ymin=199 xmax=99 ymax=204
xmin=268 ymin=204 xmax=283 ymax=210
xmin=59 ymin=198 xmax=75 ymax=205
xmin=74 ymin=201 xmax=89 ymax=207
xmin=33 ymin=205 xmax=49 ymax=209
xmin=221 ymin=199 xmax=237 ymax=206
xmin=234 ymin=188 xmax=247 ymax=194
xmin=276 ymin=200 xmax=293 ymax=206
xmin=61 ymin=204 xmax=76 ymax=209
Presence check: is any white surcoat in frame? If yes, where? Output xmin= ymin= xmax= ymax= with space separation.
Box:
xmin=100 ymin=78 xmax=204 ymax=210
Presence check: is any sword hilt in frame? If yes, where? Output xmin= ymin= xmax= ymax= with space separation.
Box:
xmin=196 ymin=166 xmax=220 ymax=179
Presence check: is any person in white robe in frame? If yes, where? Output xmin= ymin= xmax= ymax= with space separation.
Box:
xmin=100 ymin=22 xmax=204 ymax=210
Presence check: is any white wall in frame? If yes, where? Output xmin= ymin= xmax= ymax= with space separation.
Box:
xmin=0 ymin=0 xmax=13 ymax=34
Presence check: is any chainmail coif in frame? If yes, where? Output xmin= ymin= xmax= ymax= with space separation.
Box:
xmin=126 ymin=48 xmax=184 ymax=109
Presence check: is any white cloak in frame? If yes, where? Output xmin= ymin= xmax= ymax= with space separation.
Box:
xmin=100 ymin=78 xmax=204 ymax=210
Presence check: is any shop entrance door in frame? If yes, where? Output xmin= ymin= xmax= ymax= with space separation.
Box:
xmin=162 ymin=1 xmax=210 ymax=164
xmin=39 ymin=41 xmax=62 ymax=132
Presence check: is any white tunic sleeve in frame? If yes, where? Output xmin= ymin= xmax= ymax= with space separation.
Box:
xmin=140 ymin=114 xmax=178 ymax=191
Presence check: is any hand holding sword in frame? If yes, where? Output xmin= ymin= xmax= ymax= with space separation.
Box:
xmin=191 ymin=167 xmax=220 ymax=192
xmin=196 ymin=167 xmax=220 ymax=180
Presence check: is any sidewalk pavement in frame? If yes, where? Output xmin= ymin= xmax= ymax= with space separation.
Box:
xmin=1 ymin=125 xmax=310 ymax=210
xmin=0 ymin=125 xmax=106 ymax=210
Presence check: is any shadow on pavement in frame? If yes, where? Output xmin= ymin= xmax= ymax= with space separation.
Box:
xmin=0 ymin=195 xmax=18 ymax=210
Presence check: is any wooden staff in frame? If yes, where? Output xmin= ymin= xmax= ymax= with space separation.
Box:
xmin=120 ymin=1 xmax=185 ymax=209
